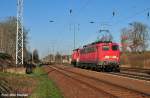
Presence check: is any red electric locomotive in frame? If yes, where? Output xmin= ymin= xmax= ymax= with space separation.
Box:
xmin=71 ymin=41 xmax=120 ymax=72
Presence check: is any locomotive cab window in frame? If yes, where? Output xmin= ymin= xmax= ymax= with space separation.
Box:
xmin=112 ymin=45 xmax=118 ymax=51
xmin=102 ymin=45 xmax=109 ymax=51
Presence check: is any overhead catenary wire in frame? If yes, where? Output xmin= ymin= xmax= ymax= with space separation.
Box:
xmin=111 ymin=8 xmax=150 ymax=26
xmin=75 ymin=0 xmax=91 ymax=17
xmin=68 ymin=1 xmax=150 ymax=49
xmin=89 ymin=7 xmax=150 ymax=27
xmin=68 ymin=0 xmax=91 ymax=23
xmin=69 ymin=0 xmax=91 ymax=50
xmin=88 ymin=7 xmax=150 ymax=44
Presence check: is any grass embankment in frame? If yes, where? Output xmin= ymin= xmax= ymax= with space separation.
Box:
xmin=30 ymin=66 xmax=63 ymax=98
xmin=0 ymin=67 xmax=63 ymax=98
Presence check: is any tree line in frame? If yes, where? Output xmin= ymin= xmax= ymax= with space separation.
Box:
xmin=0 ymin=16 xmax=40 ymax=65
xmin=43 ymin=52 xmax=71 ymax=64
xmin=0 ymin=17 xmax=27 ymax=58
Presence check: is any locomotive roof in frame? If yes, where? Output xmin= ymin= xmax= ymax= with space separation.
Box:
xmin=91 ymin=41 xmax=112 ymax=45
xmin=73 ymin=41 xmax=118 ymax=51
xmin=83 ymin=41 xmax=112 ymax=48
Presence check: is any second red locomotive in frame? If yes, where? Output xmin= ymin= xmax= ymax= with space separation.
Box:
xmin=71 ymin=41 xmax=120 ymax=72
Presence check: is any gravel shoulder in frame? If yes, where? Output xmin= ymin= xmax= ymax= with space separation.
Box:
xmin=43 ymin=65 xmax=113 ymax=98
xmin=43 ymin=65 xmax=150 ymax=98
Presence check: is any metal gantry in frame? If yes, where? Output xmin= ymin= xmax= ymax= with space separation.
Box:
xmin=16 ymin=0 xmax=24 ymax=65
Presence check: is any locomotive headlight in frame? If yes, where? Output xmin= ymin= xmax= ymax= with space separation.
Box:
xmin=112 ymin=56 xmax=119 ymax=59
xmin=112 ymin=56 xmax=117 ymax=58
xmin=105 ymin=56 xmax=109 ymax=59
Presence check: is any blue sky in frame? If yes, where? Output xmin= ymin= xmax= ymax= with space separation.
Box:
xmin=0 ymin=0 xmax=150 ymax=58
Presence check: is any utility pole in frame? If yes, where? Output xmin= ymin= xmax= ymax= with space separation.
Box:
xmin=0 ymin=28 xmax=3 ymax=53
xmin=16 ymin=0 xmax=24 ymax=65
xmin=69 ymin=9 xmax=76 ymax=50
xmin=73 ymin=24 xmax=76 ymax=49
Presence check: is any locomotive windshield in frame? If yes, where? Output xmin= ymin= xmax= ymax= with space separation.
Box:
xmin=102 ymin=45 xmax=109 ymax=51
xmin=112 ymin=45 xmax=119 ymax=51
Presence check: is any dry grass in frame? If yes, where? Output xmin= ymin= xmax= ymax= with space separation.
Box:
xmin=0 ymin=72 xmax=37 ymax=97
xmin=0 ymin=66 xmax=63 ymax=98
xmin=121 ymin=51 xmax=150 ymax=69
xmin=5 ymin=67 xmax=26 ymax=74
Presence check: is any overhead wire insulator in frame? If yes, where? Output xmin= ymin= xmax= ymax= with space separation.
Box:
xmin=147 ymin=12 xmax=149 ymax=19
xmin=69 ymin=9 xmax=72 ymax=14
xmin=90 ymin=21 xmax=94 ymax=24
xmin=112 ymin=11 xmax=115 ymax=17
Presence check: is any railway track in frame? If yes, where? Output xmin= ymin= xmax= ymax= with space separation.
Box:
xmin=47 ymin=65 xmax=150 ymax=98
xmin=121 ymin=67 xmax=150 ymax=74
xmin=72 ymin=64 xmax=150 ymax=81
xmin=109 ymin=71 xmax=150 ymax=81
xmin=73 ymin=64 xmax=150 ymax=81
xmin=48 ymin=65 xmax=117 ymax=98
xmin=109 ymin=67 xmax=150 ymax=81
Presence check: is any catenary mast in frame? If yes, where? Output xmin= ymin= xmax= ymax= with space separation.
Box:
xmin=16 ymin=0 xmax=24 ymax=65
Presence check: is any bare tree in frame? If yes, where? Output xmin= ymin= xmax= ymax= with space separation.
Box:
xmin=121 ymin=22 xmax=150 ymax=52
xmin=0 ymin=16 xmax=29 ymax=60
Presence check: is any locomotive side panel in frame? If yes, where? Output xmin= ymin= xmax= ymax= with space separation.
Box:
xmin=79 ymin=45 xmax=98 ymax=64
